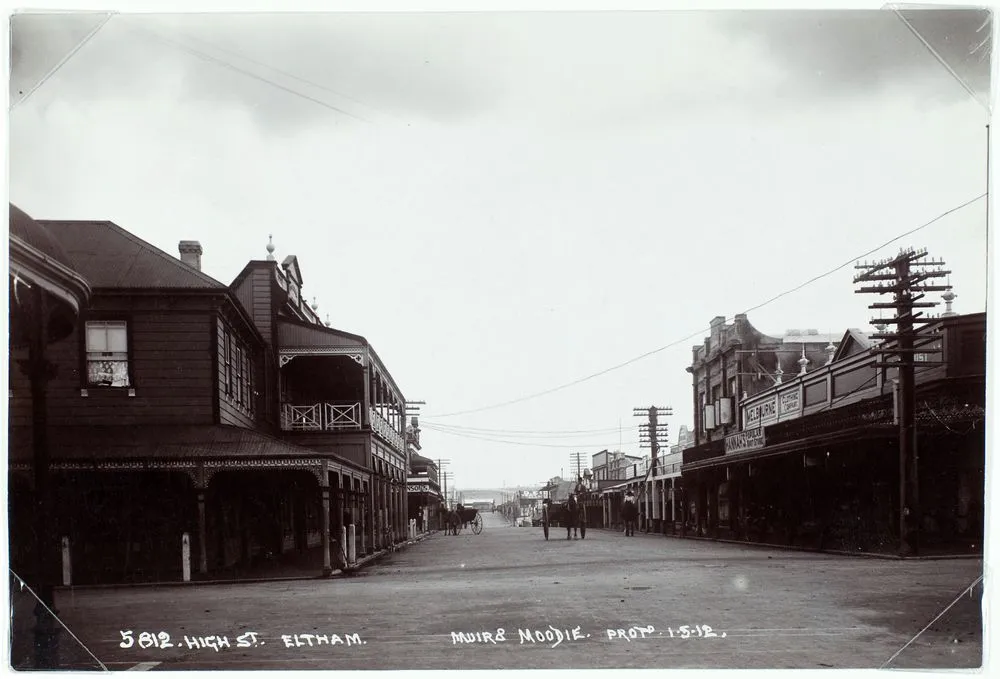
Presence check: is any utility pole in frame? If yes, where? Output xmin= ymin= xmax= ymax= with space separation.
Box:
xmin=437 ymin=459 xmax=451 ymax=511
xmin=569 ymin=452 xmax=587 ymax=480
xmin=634 ymin=406 xmax=672 ymax=477
xmin=855 ymin=247 xmax=950 ymax=557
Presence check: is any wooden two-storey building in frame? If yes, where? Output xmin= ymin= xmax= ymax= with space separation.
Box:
xmin=230 ymin=251 xmax=411 ymax=557
xmin=9 ymin=216 xmax=411 ymax=584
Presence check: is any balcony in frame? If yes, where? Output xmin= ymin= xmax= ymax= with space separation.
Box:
xmin=280 ymin=402 xmax=363 ymax=432
xmin=370 ymin=409 xmax=405 ymax=451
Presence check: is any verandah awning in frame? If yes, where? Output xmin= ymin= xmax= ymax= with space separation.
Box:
xmin=681 ymin=424 xmax=897 ymax=473
xmin=7 ymin=423 xmax=371 ymax=482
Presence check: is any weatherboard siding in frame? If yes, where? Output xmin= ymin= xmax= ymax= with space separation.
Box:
xmin=216 ymin=316 xmax=257 ymax=429
xmin=283 ymin=431 xmax=370 ymax=469
xmin=9 ymin=306 xmax=215 ymax=427
xmin=233 ymin=266 xmax=274 ymax=344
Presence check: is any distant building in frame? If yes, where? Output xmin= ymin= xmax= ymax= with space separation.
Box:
xmin=670 ymin=425 xmax=695 ymax=455
xmin=407 ymin=417 xmax=443 ymax=533
xmin=590 ymin=450 xmax=642 ymax=488
xmin=686 ymin=315 xmax=839 ymax=448
xmin=680 ymin=307 xmax=985 ymax=554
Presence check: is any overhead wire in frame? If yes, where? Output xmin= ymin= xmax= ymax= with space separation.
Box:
xmin=420 ymin=423 xmax=641 ymax=449
xmin=12 ymin=11 xmax=115 ymax=109
xmin=419 ymin=422 xmax=633 ymax=438
xmin=139 ymin=22 xmax=395 ymax=123
xmin=425 ymin=192 xmax=986 ymax=419
xmin=118 ymin=18 xmax=371 ymax=123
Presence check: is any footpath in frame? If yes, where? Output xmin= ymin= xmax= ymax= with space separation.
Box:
xmin=48 ymin=530 xmax=440 ymax=590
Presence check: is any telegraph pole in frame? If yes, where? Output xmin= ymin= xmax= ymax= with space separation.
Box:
xmin=634 ymin=406 xmax=672 ymax=476
xmin=855 ymin=248 xmax=950 ymax=557
xmin=437 ymin=459 xmax=451 ymax=510
xmin=569 ymin=452 xmax=587 ymax=480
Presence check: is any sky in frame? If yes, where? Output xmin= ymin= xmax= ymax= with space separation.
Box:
xmin=7 ymin=2 xmax=994 ymax=491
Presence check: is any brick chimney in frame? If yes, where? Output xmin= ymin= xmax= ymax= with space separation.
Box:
xmin=178 ymin=241 xmax=203 ymax=271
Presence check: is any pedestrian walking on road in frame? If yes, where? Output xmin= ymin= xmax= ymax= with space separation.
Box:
xmin=622 ymin=490 xmax=638 ymax=536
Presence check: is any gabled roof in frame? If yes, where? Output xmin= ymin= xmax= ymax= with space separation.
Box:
xmin=281 ymin=255 xmax=303 ymax=286
xmin=832 ymin=328 xmax=872 ymax=363
xmin=37 ymin=219 xmax=226 ymax=290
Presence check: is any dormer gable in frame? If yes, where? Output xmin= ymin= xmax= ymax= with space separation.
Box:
xmin=832 ymin=328 xmax=872 ymax=363
xmin=281 ymin=255 xmax=303 ymax=287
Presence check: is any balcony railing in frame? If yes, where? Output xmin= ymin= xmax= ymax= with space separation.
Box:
xmin=281 ymin=402 xmax=362 ymax=431
xmin=371 ymin=410 xmax=405 ymax=450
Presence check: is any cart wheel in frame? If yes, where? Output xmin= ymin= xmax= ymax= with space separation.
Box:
xmin=472 ymin=514 xmax=483 ymax=535
xmin=581 ymin=506 xmax=587 ymax=539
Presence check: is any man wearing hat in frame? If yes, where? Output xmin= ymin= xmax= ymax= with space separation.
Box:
xmin=622 ymin=490 xmax=638 ymax=537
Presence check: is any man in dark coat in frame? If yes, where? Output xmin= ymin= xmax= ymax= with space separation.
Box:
xmin=622 ymin=490 xmax=638 ymax=536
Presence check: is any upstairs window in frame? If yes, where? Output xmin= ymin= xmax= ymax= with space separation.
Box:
xmin=85 ymin=320 xmax=130 ymax=387
xmin=221 ymin=323 xmax=254 ymax=415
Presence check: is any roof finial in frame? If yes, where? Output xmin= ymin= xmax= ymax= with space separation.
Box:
xmin=311 ymin=296 xmax=319 ymax=311
xmin=825 ymin=339 xmax=837 ymax=365
xmin=266 ymin=234 xmax=276 ymax=261
xmin=941 ymin=275 xmax=957 ymax=317
xmin=798 ymin=346 xmax=809 ymax=376
xmin=325 ymin=313 xmax=331 ymax=327
xmin=775 ymin=358 xmax=783 ymax=385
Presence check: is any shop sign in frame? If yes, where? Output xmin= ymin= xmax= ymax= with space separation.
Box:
xmin=779 ymin=389 xmax=801 ymax=415
xmin=744 ymin=397 xmax=777 ymax=428
xmin=725 ymin=427 xmax=766 ymax=455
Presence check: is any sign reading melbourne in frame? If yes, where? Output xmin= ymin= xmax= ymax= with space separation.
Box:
xmin=725 ymin=428 xmax=766 ymax=455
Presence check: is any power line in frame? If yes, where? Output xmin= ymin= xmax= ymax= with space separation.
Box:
xmin=120 ymin=19 xmax=370 ymax=123
xmin=12 ymin=12 xmax=115 ymax=110
xmin=420 ymin=423 xmax=641 ymax=449
xmin=425 ymin=193 xmax=986 ymax=419
xmin=139 ymin=21 xmax=393 ymax=123
xmin=420 ymin=421 xmax=633 ymax=438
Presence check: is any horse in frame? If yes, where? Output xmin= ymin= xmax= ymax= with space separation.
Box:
xmin=564 ymin=494 xmax=584 ymax=539
xmin=447 ymin=504 xmax=468 ymax=535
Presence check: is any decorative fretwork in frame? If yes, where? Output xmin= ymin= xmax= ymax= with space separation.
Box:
xmin=765 ymin=395 xmax=895 ymax=446
xmin=279 ymin=350 xmax=365 ymax=367
xmin=204 ymin=458 xmax=325 ymax=486
xmin=917 ymin=384 xmax=987 ymax=427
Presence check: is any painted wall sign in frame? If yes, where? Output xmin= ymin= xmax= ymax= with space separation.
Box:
xmin=743 ymin=397 xmax=777 ymax=428
xmin=725 ymin=427 xmax=766 ymax=455
xmin=779 ymin=390 xmax=801 ymax=415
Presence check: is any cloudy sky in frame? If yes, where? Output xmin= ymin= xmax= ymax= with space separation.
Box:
xmin=8 ymin=2 xmax=993 ymax=491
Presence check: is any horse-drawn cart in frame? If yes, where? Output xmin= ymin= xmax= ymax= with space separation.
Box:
xmin=541 ymin=493 xmax=587 ymax=540
xmin=447 ymin=504 xmax=484 ymax=535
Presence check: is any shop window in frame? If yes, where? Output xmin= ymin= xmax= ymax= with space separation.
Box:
xmin=717 ymin=482 xmax=730 ymax=523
